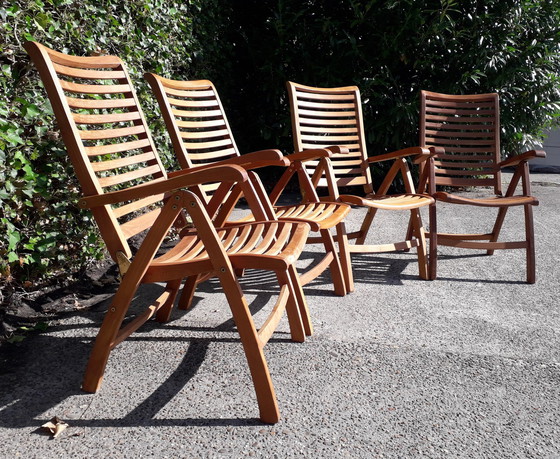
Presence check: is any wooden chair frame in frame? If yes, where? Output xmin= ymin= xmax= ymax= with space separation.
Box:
xmin=145 ymin=75 xmax=353 ymax=296
xmin=25 ymin=41 xmax=315 ymax=423
xmin=287 ymin=81 xmax=435 ymax=287
xmin=418 ymin=90 xmax=546 ymax=283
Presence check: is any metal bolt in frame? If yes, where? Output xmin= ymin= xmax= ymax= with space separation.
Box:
xmin=220 ymin=267 xmax=226 ymax=272
xmin=190 ymin=201 xmax=196 ymax=207
xmin=110 ymin=307 xmax=116 ymax=312
xmin=174 ymin=195 xmax=180 ymax=200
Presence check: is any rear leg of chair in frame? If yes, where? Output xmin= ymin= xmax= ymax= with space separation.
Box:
xmin=178 ymin=275 xmax=199 ymax=310
xmin=410 ymin=208 xmax=429 ymax=280
xmin=487 ymin=206 xmax=509 ymax=256
xmin=355 ymin=207 xmax=378 ymax=245
xmin=524 ymin=204 xmax=536 ymax=284
xmin=155 ymin=279 xmax=182 ymax=323
xmin=336 ymin=222 xmax=354 ymax=293
xmin=321 ymin=228 xmax=346 ymax=296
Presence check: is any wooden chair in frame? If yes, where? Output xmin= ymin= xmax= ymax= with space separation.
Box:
xmin=145 ymin=75 xmax=353 ymax=296
xmin=287 ymin=81 xmax=434 ymax=287
xmin=25 ymin=41 xmax=315 ymax=423
xmin=418 ymin=90 xmax=546 ymax=283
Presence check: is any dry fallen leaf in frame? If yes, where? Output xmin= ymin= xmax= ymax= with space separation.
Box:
xmin=41 ymin=417 xmax=69 ymax=438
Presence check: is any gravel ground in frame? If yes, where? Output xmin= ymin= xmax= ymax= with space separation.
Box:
xmin=0 ymin=172 xmax=559 ymax=458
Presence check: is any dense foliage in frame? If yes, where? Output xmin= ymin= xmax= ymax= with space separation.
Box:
xmin=1 ymin=0 xmax=559 ymax=288
xmin=194 ymin=0 xmax=560 ymax=157
xmin=1 ymin=0 xmax=200 ymax=286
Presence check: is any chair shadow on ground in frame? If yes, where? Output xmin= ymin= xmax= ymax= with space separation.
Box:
xmin=0 ymin=269 xmax=313 ymax=430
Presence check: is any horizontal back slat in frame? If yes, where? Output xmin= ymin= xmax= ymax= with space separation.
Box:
xmin=25 ymin=42 xmax=169 ymax=259
xmin=288 ymin=81 xmax=372 ymax=193
xmin=420 ymin=90 xmax=501 ymax=191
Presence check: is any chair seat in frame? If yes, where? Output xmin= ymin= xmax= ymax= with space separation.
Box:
xmin=235 ymin=201 xmax=350 ymax=231
xmin=144 ymin=221 xmax=310 ymax=283
xmin=434 ymin=192 xmax=539 ymax=207
xmin=340 ymin=193 xmax=434 ymax=210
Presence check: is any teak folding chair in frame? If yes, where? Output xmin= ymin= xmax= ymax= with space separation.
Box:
xmin=418 ymin=90 xmax=546 ymax=283
xmin=145 ymin=75 xmax=353 ymax=296
xmin=287 ymin=81 xmax=434 ymax=287
xmin=25 ymin=41 xmax=314 ymax=423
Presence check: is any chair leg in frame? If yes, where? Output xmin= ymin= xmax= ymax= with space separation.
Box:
xmin=276 ymin=269 xmax=306 ymax=342
xmin=410 ymin=209 xmax=429 ymax=280
xmin=82 ymin=279 xmax=140 ymax=393
xmin=355 ymin=207 xmax=378 ymax=244
xmin=217 ymin=272 xmax=280 ymax=423
xmin=336 ymin=221 xmax=354 ymax=293
xmin=178 ymin=275 xmax=199 ymax=310
xmin=524 ymin=204 xmax=536 ymax=284
xmin=428 ymin=202 xmax=438 ymax=280
xmin=487 ymin=206 xmax=509 ymax=256
xmin=155 ymin=279 xmax=182 ymax=323
xmin=288 ymin=264 xmax=313 ymax=336
xmin=320 ymin=228 xmax=346 ymax=296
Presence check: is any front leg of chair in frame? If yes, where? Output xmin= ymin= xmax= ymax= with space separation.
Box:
xmin=178 ymin=274 xmax=200 ymax=310
xmin=287 ymin=264 xmax=313 ymax=336
xmin=276 ymin=268 xmax=306 ymax=341
xmin=524 ymin=203 xmax=536 ymax=284
xmin=155 ymin=279 xmax=182 ymax=322
xmin=320 ymin=228 xmax=346 ymax=296
xmin=428 ymin=201 xmax=438 ymax=280
xmin=217 ymin=269 xmax=281 ymax=423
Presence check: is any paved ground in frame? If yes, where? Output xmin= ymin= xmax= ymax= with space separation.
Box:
xmin=0 ymin=173 xmax=559 ymax=458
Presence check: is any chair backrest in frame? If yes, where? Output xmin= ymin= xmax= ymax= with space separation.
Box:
xmin=419 ymin=90 xmax=502 ymax=194
xmin=287 ymin=81 xmax=373 ymax=194
xmin=145 ymin=75 xmax=241 ymax=196
xmin=25 ymin=41 xmax=168 ymax=260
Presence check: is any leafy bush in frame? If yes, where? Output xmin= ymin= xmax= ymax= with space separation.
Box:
xmin=1 ymin=0 xmax=200 ymax=286
xmin=2 ymin=0 xmax=560 ymax=289
xmin=194 ymin=0 xmax=560 ymax=159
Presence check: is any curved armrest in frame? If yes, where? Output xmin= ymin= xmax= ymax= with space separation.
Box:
xmin=287 ymin=148 xmax=332 ymax=163
xmin=498 ymin=150 xmax=546 ymax=169
xmin=80 ymin=165 xmax=248 ymax=209
xmin=326 ymin=146 xmax=350 ymax=155
xmin=367 ymin=146 xmax=431 ymax=164
xmin=167 ymin=150 xmax=288 ymax=179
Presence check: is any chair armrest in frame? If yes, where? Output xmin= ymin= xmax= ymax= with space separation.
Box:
xmin=498 ymin=150 xmax=546 ymax=169
xmin=167 ymin=150 xmax=288 ymax=178
xmin=80 ymin=165 xmax=248 ymax=209
xmin=366 ymin=146 xmax=431 ymax=164
xmin=286 ymin=148 xmax=332 ymax=163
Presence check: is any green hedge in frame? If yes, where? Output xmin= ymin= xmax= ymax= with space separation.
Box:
xmin=193 ymin=0 xmax=560 ymax=158
xmin=0 ymin=0 xmax=200 ymax=285
xmin=2 ymin=0 xmax=560 ymax=288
